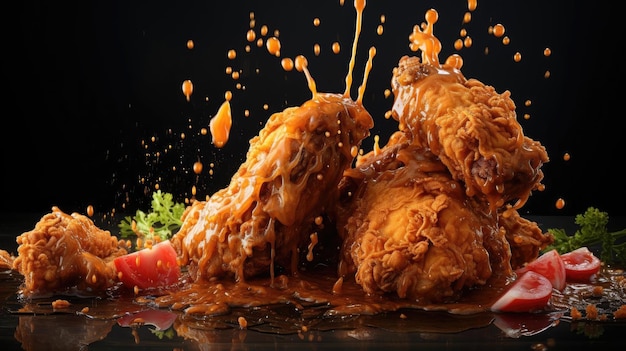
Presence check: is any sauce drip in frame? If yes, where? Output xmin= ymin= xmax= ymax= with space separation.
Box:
xmin=209 ymin=93 xmax=233 ymax=148
xmin=343 ymin=0 xmax=366 ymax=98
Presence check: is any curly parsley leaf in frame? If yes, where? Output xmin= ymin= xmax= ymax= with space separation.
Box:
xmin=544 ymin=207 xmax=626 ymax=265
xmin=118 ymin=190 xmax=186 ymax=242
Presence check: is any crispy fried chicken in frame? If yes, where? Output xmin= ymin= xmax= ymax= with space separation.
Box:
xmin=171 ymin=93 xmax=373 ymax=282
xmin=334 ymin=132 xmax=513 ymax=302
xmin=390 ymin=55 xmax=549 ymax=211
xmin=12 ymin=207 xmax=127 ymax=298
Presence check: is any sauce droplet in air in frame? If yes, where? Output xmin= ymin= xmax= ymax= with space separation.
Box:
xmin=186 ymin=40 xmax=194 ymax=49
xmin=492 ymin=24 xmax=505 ymax=37
xmin=295 ymin=55 xmax=317 ymax=97
xmin=409 ymin=9 xmax=441 ymax=66
xmin=343 ymin=0 xmax=366 ymax=98
xmin=266 ymin=37 xmax=281 ymax=57
xmin=193 ymin=161 xmax=203 ymax=174
xmin=182 ymin=80 xmax=193 ymax=101
xmin=555 ymin=198 xmax=565 ymax=210
xmin=281 ymin=58 xmax=294 ymax=71
xmin=210 ymin=95 xmax=233 ymax=148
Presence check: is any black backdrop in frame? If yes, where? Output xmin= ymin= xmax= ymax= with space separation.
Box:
xmin=3 ymin=0 xmax=624 ymax=219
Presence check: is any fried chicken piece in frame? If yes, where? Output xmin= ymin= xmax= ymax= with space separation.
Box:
xmin=171 ymin=93 xmax=373 ymax=282
xmin=498 ymin=207 xmax=554 ymax=269
xmin=390 ymin=55 xmax=549 ymax=210
xmin=12 ymin=207 xmax=128 ymax=298
xmin=334 ymin=132 xmax=512 ymax=302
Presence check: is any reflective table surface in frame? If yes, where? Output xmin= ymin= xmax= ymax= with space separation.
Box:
xmin=0 ymin=213 xmax=623 ymax=351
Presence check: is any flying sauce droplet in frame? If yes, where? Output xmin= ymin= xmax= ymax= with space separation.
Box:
xmin=295 ymin=55 xmax=317 ymax=98
xmin=332 ymin=41 xmax=341 ymax=54
xmin=343 ymin=0 xmax=366 ymax=98
xmin=210 ymin=99 xmax=232 ymax=148
xmin=182 ymin=80 xmax=193 ymax=101
xmin=281 ymin=57 xmax=294 ymax=71
xmin=492 ymin=24 xmax=505 ymax=37
xmin=193 ymin=161 xmax=203 ymax=174
xmin=408 ymin=9 xmax=441 ymax=66
xmin=555 ymin=198 xmax=565 ymax=210
xmin=266 ymin=37 xmax=281 ymax=57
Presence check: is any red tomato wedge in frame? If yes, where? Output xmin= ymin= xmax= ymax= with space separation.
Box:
xmin=515 ymin=249 xmax=566 ymax=291
xmin=490 ymin=271 xmax=553 ymax=313
xmin=560 ymin=247 xmax=601 ymax=282
xmin=113 ymin=240 xmax=181 ymax=290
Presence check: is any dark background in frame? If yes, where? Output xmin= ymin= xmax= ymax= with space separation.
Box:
xmin=3 ymin=0 xmax=624 ymax=220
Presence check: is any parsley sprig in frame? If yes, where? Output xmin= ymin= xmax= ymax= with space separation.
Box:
xmin=118 ymin=190 xmax=186 ymax=242
xmin=544 ymin=207 xmax=626 ymax=265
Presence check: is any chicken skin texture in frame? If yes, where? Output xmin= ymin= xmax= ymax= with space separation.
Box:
xmin=12 ymin=207 xmax=128 ymax=298
xmin=390 ymin=55 xmax=549 ymax=211
xmin=335 ymin=132 xmax=513 ymax=302
xmin=171 ymin=93 xmax=374 ymax=282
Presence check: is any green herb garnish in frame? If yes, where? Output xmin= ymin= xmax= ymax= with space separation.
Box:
xmin=544 ymin=207 xmax=626 ymax=265
xmin=118 ymin=190 xmax=186 ymax=242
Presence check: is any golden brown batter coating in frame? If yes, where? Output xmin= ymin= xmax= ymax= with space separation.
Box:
xmin=390 ymin=55 xmax=549 ymax=210
xmin=497 ymin=208 xmax=554 ymax=269
xmin=335 ymin=134 xmax=513 ymax=302
xmin=171 ymin=93 xmax=374 ymax=282
xmin=12 ymin=207 xmax=127 ymax=298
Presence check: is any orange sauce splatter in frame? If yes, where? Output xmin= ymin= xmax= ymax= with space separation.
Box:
xmin=556 ymin=198 xmax=565 ymax=210
xmin=227 ymin=49 xmax=237 ymax=59
xmin=246 ymin=29 xmax=256 ymax=42
xmin=454 ymin=39 xmax=463 ymax=51
xmin=281 ymin=57 xmax=294 ymax=71
xmin=463 ymin=12 xmax=471 ymax=24
xmin=513 ymin=52 xmax=522 ymax=62
xmin=356 ymin=46 xmax=376 ymax=105
xmin=343 ymin=0 xmax=366 ymax=98
xmin=463 ymin=36 xmax=472 ymax=48
xmin=266 ymin=37 xmax=281 ymax=57
xmin=332 ymin=42 xmax=341 ymax=54
xmin=492 ymin=23 xmax=505 ymax=37
xmin=86 ymin=205 xmax=94 ymax=217
xmin=543 ymin=47 xmax=552 ymax=56
xmin=209 ymin=96 xmax=233 ymax=148
xmin=409 ymin=9 xmax=441 ymax=66
xmin=295 ymin=55 xmax=317 ymax=97
xmin=193 ymin=161 xmax=203 ymax=174
xmin=186 ymin=40 xmax=194 ymax=49
xmin=468 ymin=0 xmax=477 ymax=11
xmin=563 ymin=153 xmax=571 ymax=161
xmin=182 ymin=79 xmax=193 ymax=101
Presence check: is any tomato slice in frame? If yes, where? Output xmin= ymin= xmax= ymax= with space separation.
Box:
xmin=490 ymin=271 xmax=553 ymax=313
xmin=113 ymin=240 xmax=181 ymax=291
xmin=515 ymin=249 xmax=566 ymax=291
xmin=560 ymin=247 xmax=601 ymax=282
